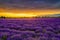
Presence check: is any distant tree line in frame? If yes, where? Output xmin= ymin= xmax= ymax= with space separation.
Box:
xmin=0 ymin=16 xmax=6 ymax=18
xmin=33 ymin=16 xmax=60 ymax=18
xmin=0 ymin=16 xmax=60 ymax=19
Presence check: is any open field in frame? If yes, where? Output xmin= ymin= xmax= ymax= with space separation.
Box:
xmin=0 ymin=17 xmax=60 ymax=40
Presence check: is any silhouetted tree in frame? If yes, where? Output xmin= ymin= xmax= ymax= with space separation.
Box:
xmin=0 ymin=16 xmax=6 ymax=19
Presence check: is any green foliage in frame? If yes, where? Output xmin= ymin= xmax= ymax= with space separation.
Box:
xmin=1 ymin=35 xmax=7 ymax=40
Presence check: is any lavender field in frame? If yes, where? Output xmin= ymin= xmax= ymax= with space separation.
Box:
xmin=0 ymin=18 xmax=60 ymax=40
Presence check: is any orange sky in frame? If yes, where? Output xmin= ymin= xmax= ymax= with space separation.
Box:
xmin=0 ymin=8 xmax=60 ymax=17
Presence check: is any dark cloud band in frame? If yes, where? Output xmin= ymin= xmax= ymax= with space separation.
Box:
xmin=0 ymin=0 xmax=60 ymax=9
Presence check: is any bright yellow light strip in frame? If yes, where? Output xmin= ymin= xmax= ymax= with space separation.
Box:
xmin=0 ymin=9 xmax=60 ymax=18
xmin=0 ymin=12 xmax=60 ymax=18
xmin=0 ymin=12 xmax=37 ymax=17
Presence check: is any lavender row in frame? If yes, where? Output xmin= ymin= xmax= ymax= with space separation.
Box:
xmin=0 ymin=18 xmax=60 ymax=40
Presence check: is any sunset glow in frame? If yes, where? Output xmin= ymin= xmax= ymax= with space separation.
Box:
xmin=0 ymin=10 xmax=60 ymax=17
xmin=0 ymin=12 xmax=37 ymax=17
xmin=0 ymin=9 xmax=60 ymax=17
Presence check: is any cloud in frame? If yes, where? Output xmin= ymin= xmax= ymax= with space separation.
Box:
xmin=0 ymin=0 xmax=60 ymax=9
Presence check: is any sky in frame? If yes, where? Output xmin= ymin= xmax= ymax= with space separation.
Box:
xmin=0 ymin=0 xmax=60 ymax=17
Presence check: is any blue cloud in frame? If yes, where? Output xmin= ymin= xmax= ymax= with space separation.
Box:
xmin=0 ymin=0 xmax=60 ymax=9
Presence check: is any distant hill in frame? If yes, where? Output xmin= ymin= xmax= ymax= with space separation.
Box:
xmin=44 ymin=14 xmax=60 ymax=17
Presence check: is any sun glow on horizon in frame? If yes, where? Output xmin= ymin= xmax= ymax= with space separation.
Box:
xmin=0 ymin=11 xmax=60 ymax=18
xmin=0 ymin=12 xmax=38 ymax=17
